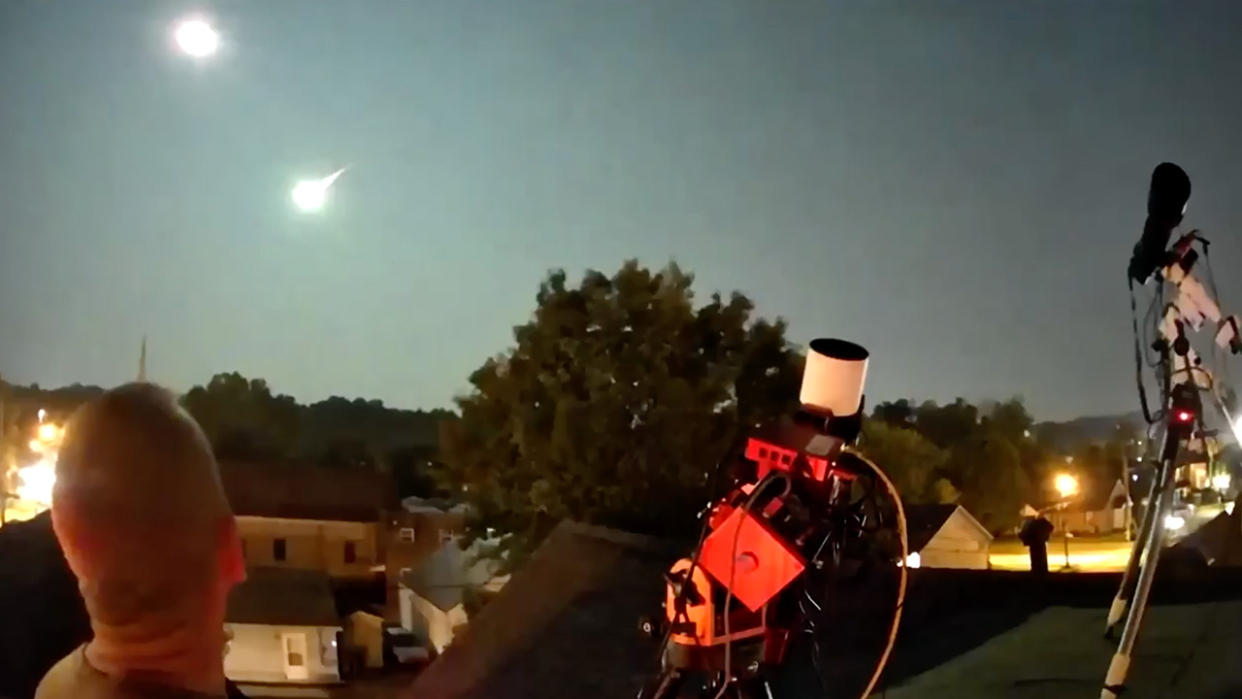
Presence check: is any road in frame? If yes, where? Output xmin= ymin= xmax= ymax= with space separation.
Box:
xmin=989 ymin=534 xmax=1135 ymax=572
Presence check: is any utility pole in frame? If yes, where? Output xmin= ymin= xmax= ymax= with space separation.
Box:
xmin=1122 ymin=450 xmax=1133 ymax=543
xmin=138 ymin=335 xmax=147 ymax=382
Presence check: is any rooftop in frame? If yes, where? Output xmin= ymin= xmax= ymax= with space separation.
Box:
xmin=219 ymin=460 xmax=397 ymax=522
xmin=227 ymin=566 xmax=341 ymax=627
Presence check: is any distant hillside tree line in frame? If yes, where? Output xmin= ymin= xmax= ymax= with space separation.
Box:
xmin=0 ymin=375 xmax=453 ymax=501
xmin=3 ymin=260 xmax=1142 ymax=547
xmin=865 ymin=397 xmax=1139 ymax=531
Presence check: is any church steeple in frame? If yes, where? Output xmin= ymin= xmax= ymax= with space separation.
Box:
xmin=138 ymin=336 xmax=147 ymax=382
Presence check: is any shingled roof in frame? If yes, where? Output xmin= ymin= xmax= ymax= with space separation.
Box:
xmin=218 ymin=460 xmax=397 ymax=522
xmin=401 ymin=521 xmax=895 ymax=699
xmin=405 ymin=521 xmax=682 ymax=699
xmin=227 ymin=566 xmax=341 ymax=627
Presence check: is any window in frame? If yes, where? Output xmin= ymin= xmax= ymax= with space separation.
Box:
xmin=344 ymin=541 xmax=357 ymax=564
xmin=274 ymin=538 xmax=287 ymax=562
xmin=398 ymin=527 xmax=416 ymax=543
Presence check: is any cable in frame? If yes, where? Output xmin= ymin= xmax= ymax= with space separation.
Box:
xmin=841 ymin=448 xmax=909 ymax=699
xmin=1130 ymin=276 xmax=1157 ymax=425
xmin=712 ymin=471 xmax=790 ymax=699
xmin=651 ymin=438 xmax=740 ymax=680
xmin=711 ymin=452 xmax=907 ymax=699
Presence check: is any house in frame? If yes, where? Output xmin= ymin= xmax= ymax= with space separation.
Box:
xmin=383 ymin=496 xmax=469 ymax=621
xmin=224 ymin=566 xmax=343 ymax=685
xmin=343 ymin=610 xmax=386 ymax=670
xmin=218 ymin=461 xmax=397 ymax=580
xmin=904 ymin=504 xmax=993 ymax=569
xmin=397 ymin=534 xmax=508 ymax=653
xmin=1055 ymin=479 xmax=1129 ymax=535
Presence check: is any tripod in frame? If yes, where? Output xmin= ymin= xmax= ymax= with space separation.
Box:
xmin=1102 ymin=165 xmax=1242 ymax=696
xmin=1099 ymin=376 xmax=1196 ymax=699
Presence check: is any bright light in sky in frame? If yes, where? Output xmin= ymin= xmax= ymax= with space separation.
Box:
xmin=291 ymin=180 xmax=327 ymax=212
xmin=291 ymin=168 xmax=347 ymax=213
xmin=173 ymin=18 xmax=220 ymax=58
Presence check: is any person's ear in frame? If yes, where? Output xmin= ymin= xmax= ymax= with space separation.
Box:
xmin=217 ymin=516 xmax=246 ymax=585
xmin=50 ymin=500 xmax=91 ymax=581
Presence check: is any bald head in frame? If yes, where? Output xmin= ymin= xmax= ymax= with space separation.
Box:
xmin=52 ymin=383 xmax=240 ymax=628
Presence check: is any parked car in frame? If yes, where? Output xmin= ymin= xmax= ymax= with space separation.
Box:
xmin=383 ymin=626 xmax=431 ymax=667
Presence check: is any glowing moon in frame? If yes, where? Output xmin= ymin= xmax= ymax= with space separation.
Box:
xmin=173 ymin=18 xmax=220 ymax=58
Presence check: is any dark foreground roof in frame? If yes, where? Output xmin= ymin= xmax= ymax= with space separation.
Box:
xmin=1171 ymin=508 xmax=1242 ymax=566
xmin=0 ymin=513 xmax=89 ymax=699
xmin=886 ymin=601 xmax=1242 ymax=698
xmin=404 ymin=519 xmax=1242 ymax=699
xmin=227 ymin=566 xmax=341 ymax=627
xmin=405 ymin=521 xmax=682 ymax=699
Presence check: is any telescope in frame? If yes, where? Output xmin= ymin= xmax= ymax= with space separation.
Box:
xmin=1103 ymin=163 xmax=1242 ymax=698
xmin=638 ymin=339 xmax=907 ymax=699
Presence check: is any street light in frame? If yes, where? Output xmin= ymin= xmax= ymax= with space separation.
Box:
xmin=15 ymin=460 xmax=54 ymax=506
xmin=1055 ymin=473 xmax=1079 ymax=499
xmin=1055 ymin=472 xmax=1079 ymax=570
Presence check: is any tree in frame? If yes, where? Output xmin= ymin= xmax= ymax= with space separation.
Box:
xmin=181 ymin=372 xmax=302 ymax=460
xmin=871 ymin=399 xmax=915 ymax=427
xmin=390 ymin=443 xmax=443 ymax=499
xmin=952 ymin=435 xmax=1029 ymax=533
xmin=858 ymin=419 xmax=947 ymax=503
xmin=982 ymin=397 xmax=1034 ymax=445
xmin=440 ymin=261 xmax=802 ymax=557
xmin=914 ymin=399 xmax=979 ymax=448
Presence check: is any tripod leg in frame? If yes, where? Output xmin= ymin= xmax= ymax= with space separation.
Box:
xmin=1100 ymin=440 xmax=1179 ymax=699
xmin=724 ymin=677 xmax=775 ymax=699
xmin=1104 ymin=454 xmax=1163 ymax=637
xmin=639 ymin=669 xmax=684 ymax=699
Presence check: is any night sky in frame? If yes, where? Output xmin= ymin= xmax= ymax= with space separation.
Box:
xmin=4 ymin=1 xmax=1242 ymax=420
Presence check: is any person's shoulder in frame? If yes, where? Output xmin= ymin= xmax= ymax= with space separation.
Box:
xmin=32 ymin=647 xmax=86 ymax=699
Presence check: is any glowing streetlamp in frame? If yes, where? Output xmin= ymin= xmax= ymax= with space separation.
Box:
xmin=1054 ymin=472 xmax=1079 ymax=570
xmin=15 ymin=461 xmax=55 ymax=506
xmin=173 ymin=18 xmax=220 ymax=58
xmin=1055 ymin=473 xmax=1079 ymax=499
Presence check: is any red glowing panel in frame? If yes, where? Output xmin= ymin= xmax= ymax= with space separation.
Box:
xmin=745 ymin=438 xmax=797 ymax=481
xmin=700 ymin=508 xmax=806 ymax=612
